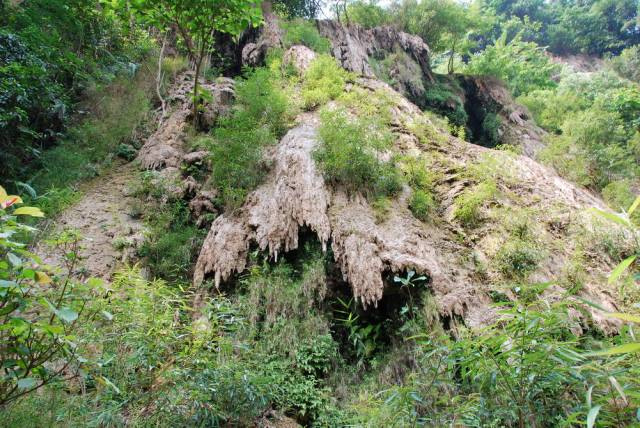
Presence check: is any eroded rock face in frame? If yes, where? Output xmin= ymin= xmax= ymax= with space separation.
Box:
xmin=460 ymin=75 xmax=546 ymax=157
xmin=316 ymin=21 xmax=545 ymax=157
xmin=317 ymin=20 xmax=433 ymax=84
xmin=194 ymin=77 xmax=626 ymax=332
xmin=137 ymin=72 xmax=233 ymax=173
xmin=241 ymin=3 xmax=283 ymax=67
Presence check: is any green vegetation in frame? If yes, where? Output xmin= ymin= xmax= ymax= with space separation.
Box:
xmin=4 ymin=0 xmax=640 ymax=427
xmin=206 ymin=63 xmax=297 ymax=209
xmin=31 ymin=59 xmax=157 ymax=192
xmin=409 ymin=189 xmax=436 ymax=221
xmin=132 ymin=0 xmax=262 ymax=127
xmin=453 ymin=181 xmax=497 ymax=227
xmin=422 ymin=79 xmax=467 ymax=127
xmin=315 ymin=107 xmax=402 ymax=198
xmin=466 ymin=30 xmax=560 ymax=97
xmin=0 ymin=187 xmax=81 ymax=407
xmin=530 ymin=72 xmax=640 ymax=193
xmin=301 ymin=54 xmax=352 ymax=110
xmin=0 ymin=0 xmax=153 ymax=182
xmin=282 ymin=18 xmax=331 ymax=53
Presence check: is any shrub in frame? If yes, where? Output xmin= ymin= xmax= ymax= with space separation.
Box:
xmin=0 ymin=188 xmax=89 ymax=407
xmin=608 ymin=45 xmax=640 ymax=82
xmin=139 ymin=199 xmax=204 ymax=283
xmin=282 ymin=18 xmax=331 ymax=53
xmin=409 ymin=189 xmax=436 ymax=222
xmin=0 ymin=0 xmax=153 ymax=181
xmin=495 ymin=237 xmax=543 ymax=279
xmin=466 ymin=31 xmax=560 ymax=97
xmin=295 ymin=334 xmax=338 ymax=378
xmin=346 ymin=0 xmax=391 ymax=28
xmin=302 ymin=55 xmax=352 ymax=110
xmin=314 ymin=107 xmax=402 ymax=198
xmin=402 ymin=156 xmax=436 ymax=191
xmin=422 ymin=80 xmax=468 ymax=128
xmin=453 ymin=181 xmax=497 ymax=227
xmin=207 ymin=66 xmax=295 ymax=209
xmin=517 ymin=88 xmax=586 ymax=133
xmin=479 ymin=112 xmax=501 ymax=146
xmin=29 ymin=56 xmax=156 ymax=196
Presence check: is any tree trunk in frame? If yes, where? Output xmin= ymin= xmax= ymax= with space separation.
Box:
xmin=448 ymin=40 xmax=457 ymax=74
xmin=193 ymin=38 xmax=206 ymax=128
xmin=193 ymin=57 xmax=202 ymax=128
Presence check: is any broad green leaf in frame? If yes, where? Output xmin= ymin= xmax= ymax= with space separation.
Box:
xmin=587 ymin=405 xmax=601 ymax=428
xmin=35 ymin=271 xmax=52 ymax=284
xmin=7 ymin=252 xmax=22 ymax=267
xmin=586 ymin=385 xmax=594 ymax=408
xmin=628 ymin=195 xmax=640 ymax=216
xmin=17 ymin=377 xmax=37 ymax=390
xmin=13 ymin=206 xmax=44 ymax=217
xmin=608 ymin=256 xmax=636 ymax=284
xmin=589 ymin=208 xmax=631 ymax=228
xmin=0 ymin=185 xmax=6 ymax=201
xmin=56 ymin=307 xmax=79 ymax=323
xmin=607 ymin=313 xmax=640 ymax=324
xmin=589 ymin=342 xmax=640 ymax=356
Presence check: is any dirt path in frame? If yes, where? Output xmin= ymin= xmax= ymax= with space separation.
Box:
xmin=37 ymin=162 xmax=144 ymax=280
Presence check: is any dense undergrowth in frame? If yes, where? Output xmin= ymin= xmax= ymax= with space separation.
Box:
xmin=0 ymin=0 xmax=153 ymax=180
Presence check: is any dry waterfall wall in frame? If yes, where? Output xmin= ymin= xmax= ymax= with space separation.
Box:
xmin=132 ymin=21 xmax=627 ymax=333
xmin=192 ymin=42 xmax=626 ymax=331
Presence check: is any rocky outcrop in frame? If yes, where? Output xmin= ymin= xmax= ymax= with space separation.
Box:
xmin=241 ymin=2 xmax=283 ymax=67
xmin=460 ymin=75 xmax=546 ymax=157
xmin=316 ymin=21 xmax=545 ymax=157
xmin=137 ymin=72 xmax=234 ymax=173
xmin=194 ymin=70 xmax=626 ymax=332
xmin=317 ymin=20 xmax=433 ymax=84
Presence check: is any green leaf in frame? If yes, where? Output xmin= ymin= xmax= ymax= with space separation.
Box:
xmin=608 ymin=255 xmax=636 ymax=284
xmin=7 ymin=252 xmax=22 ymax=267
xmin=17 ymin=377 xmax=37 ymax=390
xmin=98 ymin=376 xmax=121 ymax=394
xmin=589 ymin=342 xmax=640 ymax=356
xmin=589 ymin=208 xmax=630 ymax=228
xmin=56 ymin=307 xmax=78 ymax=323
xmin=606 ymin=313 xmax=640 ymax=324
xmin=587 ymin=405 xmax=601 ymax=428
xmin=628 ymin=195 xmax=640 ymax=216
xmin=13 ymin=206 xmax=44 ymax=217
xmin=609 ymin=376 xmax=628 ymax=405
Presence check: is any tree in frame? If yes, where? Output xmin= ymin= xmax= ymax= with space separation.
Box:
xmin=391 ymin=0 xmax=491 ymax=73
xmin=133 ymin=0 xmax=263 ymax=126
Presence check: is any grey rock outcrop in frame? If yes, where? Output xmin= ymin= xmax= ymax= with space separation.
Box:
xmin=317 ymin=20 xmax=434 ymax=88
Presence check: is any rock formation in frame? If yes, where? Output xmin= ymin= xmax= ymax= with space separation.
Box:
xmin=193 ymin=44 xmax=628 ymax=332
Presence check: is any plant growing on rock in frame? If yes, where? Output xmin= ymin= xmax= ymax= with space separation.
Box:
xmin=133 ymin=0 xmax=263 ymax=126
xmin=314 ymin=107 xmax=402 ymax=198
xmin=302 ymin=55 xmax=352 ymax=109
